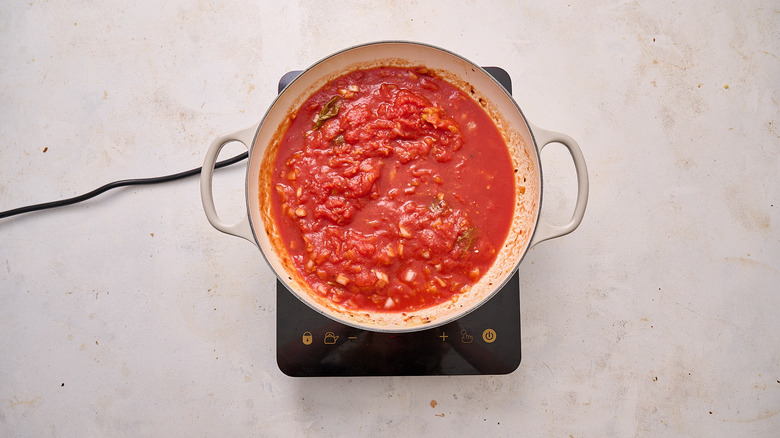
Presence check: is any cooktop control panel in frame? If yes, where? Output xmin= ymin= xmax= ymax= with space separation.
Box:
xmin=276 ymin=271 xmax=521 ymax=376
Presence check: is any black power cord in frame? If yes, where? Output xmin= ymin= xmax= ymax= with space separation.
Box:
xmin=0 ymin=152 xmax=248 ymax=220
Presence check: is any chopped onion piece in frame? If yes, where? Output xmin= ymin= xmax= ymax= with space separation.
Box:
xmin=375 ymin=270 xmax=389 ymax=283
xmin=335 ymin=274 xmax=350 ymax=286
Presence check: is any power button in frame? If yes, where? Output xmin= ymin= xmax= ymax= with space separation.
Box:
xmin=482 ymin=329 xmax=497 ymax=343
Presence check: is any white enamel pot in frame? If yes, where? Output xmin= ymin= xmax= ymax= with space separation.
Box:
xmin=200 ymin=41 xmax=588 ymax=333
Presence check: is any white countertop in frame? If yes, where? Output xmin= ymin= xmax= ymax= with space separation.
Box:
xmin=1 ymin=1 xmax=778 ymax=436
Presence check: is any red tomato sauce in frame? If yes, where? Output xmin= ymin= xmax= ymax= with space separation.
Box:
xmin=271 ymin=66 xmax=515 ymax=312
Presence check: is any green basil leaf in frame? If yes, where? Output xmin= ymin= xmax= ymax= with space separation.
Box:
xmin=456 ymin=226 xmax=477 ymax=252
xmin=313 ymin=96 xmax=340 ymax=129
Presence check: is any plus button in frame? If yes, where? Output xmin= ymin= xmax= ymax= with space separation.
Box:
xmin=439 ymin=332 xmax=448 ymax=342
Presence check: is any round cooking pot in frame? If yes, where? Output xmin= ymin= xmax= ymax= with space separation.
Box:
xmin=200 ymin=41 xmax=588 ymax=333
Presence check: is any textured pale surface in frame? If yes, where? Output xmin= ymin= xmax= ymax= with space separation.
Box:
xmin=1 ymin=1 xmax=778 ymax=436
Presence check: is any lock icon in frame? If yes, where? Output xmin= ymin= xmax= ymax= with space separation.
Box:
xmin=302 ymin=331 xmax=313 ymax=345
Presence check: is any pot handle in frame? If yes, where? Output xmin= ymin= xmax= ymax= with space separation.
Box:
xmin=528 ymin=124 xmax=589 ymax=247
xmin=200 ymin=124 xmax=258 ymax=245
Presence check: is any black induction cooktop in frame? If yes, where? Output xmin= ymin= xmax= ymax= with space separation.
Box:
xmin=275 ymin=67 xmax=521 ymax=377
